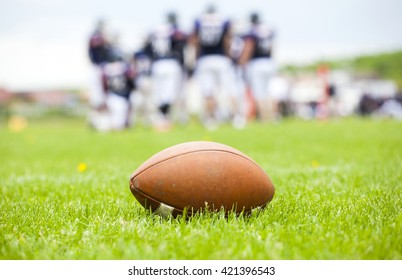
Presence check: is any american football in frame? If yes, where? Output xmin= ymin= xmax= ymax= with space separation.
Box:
xmin=129 ymin=141 xmax=275 ymax=217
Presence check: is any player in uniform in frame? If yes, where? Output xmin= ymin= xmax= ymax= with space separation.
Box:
xmin=131 ymin=49 xmax=154 ymax=126
xmin=143 ymin=12 xmax=187 ymax=131
xmin=229 ymin=26 xmax=248 ymax=129
xmin=190 ymin=5 xmax=235 ymax=129
xmin=87 ymin=19 xmax=111 ymax=129
xmin=102 ymin=50 xmax=136 ymax=130
xmin=239 ymin=13 xmax=277 ymax=121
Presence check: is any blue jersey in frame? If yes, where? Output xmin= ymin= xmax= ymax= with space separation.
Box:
xmin=133 ymin=50 xmax=152 ymax=76
xmin=145 ymin=24 xmax=186 ymax=64
xmin=88 ymin=31 xmax=109 ymax=65
xmin=102 ymin=61 xmax=135 ymax=98
xmin=245 ymin=24 xmax=275 ymax=59
xmin=170 ymin=26 xmax=187 ymax=66
xmin=194 ymin=14 xmax=230 ymax=56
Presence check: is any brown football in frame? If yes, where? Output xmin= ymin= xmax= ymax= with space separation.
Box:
xmin=129 ymin=141 xmax=275 ymax=217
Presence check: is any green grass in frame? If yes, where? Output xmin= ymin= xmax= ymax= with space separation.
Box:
xmin=1 ymin=117 xmax=401 ymax=259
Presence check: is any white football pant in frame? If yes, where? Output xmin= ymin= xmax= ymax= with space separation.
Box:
xmin=195 ymin=55 xmax=234 ymax=98
xmin=151 ymin=59 xmax=182 ymax=107
xmin=106 ymin=93 xmax=131 ymax=130
xmin=88 ymin=64 xmax=106 ymax=108
xmin=246 ymin=58 xmax=276 ymax=101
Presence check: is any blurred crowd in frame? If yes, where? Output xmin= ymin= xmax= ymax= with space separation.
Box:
xmin=86 ymin=5 xmax=402 ymax=132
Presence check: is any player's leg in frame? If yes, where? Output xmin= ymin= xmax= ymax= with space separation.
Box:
xmin=247 ymin=59 xmax=272 ymax=121
xmin=107 ymin=93 xmax=130 ymax=130
xmin=194 ymin=56 xmax=218 ymax=128
xmin=230 ymin=66 xmax=248 ymax=128
xmin=87 ymin=65 xmax=108 ymax=129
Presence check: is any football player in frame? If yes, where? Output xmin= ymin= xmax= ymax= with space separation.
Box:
xmin=87 ymin=19 xmax=113 ymax=130
xmin=228 ymin=24 xmax=248 ymax=129
xmin=131 ymin=48 xmax=154 ymax=127
xmin=102 ymin=47 xmax=136 ymax=130
xmin=143 ymin=12 xmax=187 ymax=131
xmin=239 ymin=13 xmax=277 ymax=121
xmin=190 ymin=5 xmax=235 ymax=129
xmin=88 ymin=19 xmax=110 ymax=111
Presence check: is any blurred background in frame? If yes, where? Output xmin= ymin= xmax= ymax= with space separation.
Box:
xmin=1 ymin=0 xmax=402 ymax=126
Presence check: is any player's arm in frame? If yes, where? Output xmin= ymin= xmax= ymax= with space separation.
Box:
xmin=188 ymin=20 xmax=200 ymax=58
xmin=222 ymin=21 xmax=233 ymax=57
xmin=172 ymin=31 xmax=187 ymax=66
xmin=126 ymin=66 xmax=137 ymax=92
xmin=88 ymin=37 xmax=100 ymax=64
xmin=88 ymin=43 xmax=95 ymax=63
xmin=238 ymin=35 xmax=255 ymax=66
xmin=142 ymin=35 xmax=154 ymax=61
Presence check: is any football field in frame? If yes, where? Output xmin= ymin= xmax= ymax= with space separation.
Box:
xmin=1 ymin=117 xmax=401 ymax=259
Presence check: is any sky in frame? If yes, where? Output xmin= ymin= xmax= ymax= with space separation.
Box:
xmin=0 ymin=0 xmax=402 ymax=90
